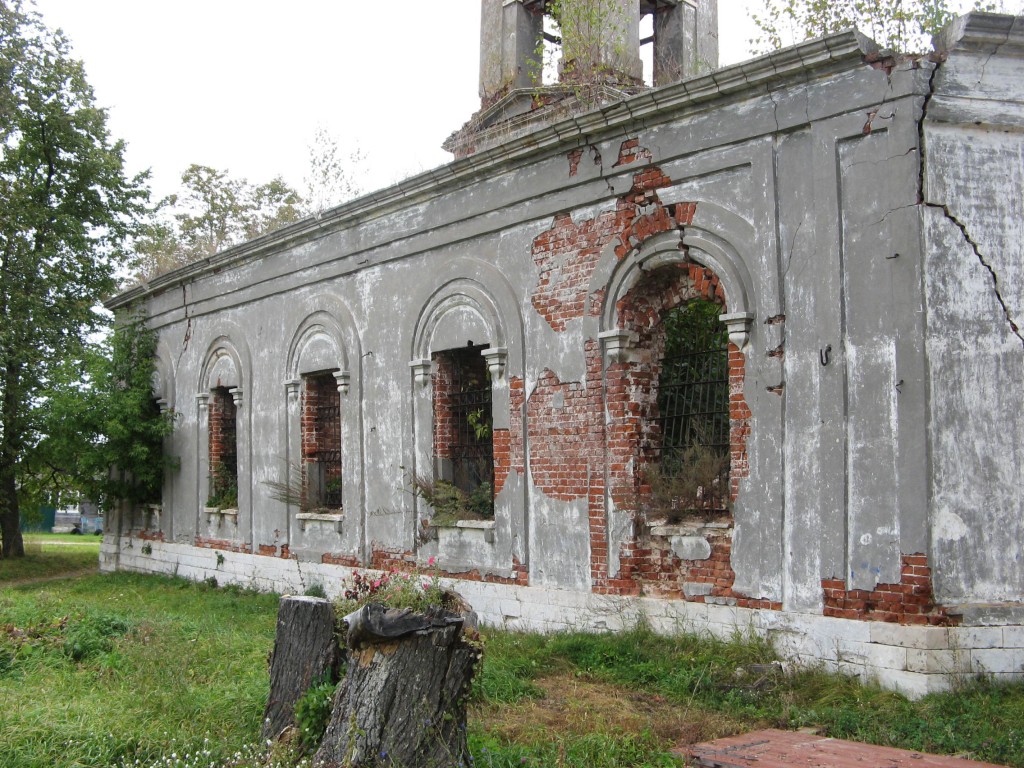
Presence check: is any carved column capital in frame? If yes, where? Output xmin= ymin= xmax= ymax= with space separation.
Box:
xmin=719 ymin=312 xmax=755 ymax=351
xmin=410 ymin=359 xmax=432 ymax=387
xmin=599 ymin=329 xmax=634 ymax=364
xmin=333 ymin=370 xmax=351 ymax=396
xmin=481 ymin=347 xmax=508 ymax=382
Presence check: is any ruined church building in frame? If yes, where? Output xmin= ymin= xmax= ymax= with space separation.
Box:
xmin=106 ymin=1 xmax=1024 ymax=696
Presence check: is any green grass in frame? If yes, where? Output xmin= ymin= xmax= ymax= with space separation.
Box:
xmin=2 ymin=570 xmax=1023 ymax=768
xmin=24 ymin=531 xmax=105 ymax=545
xmin=0 ymin=536 xmax=99 ymax=583
xmin=0 ymin=572 xmax=278 ymax=768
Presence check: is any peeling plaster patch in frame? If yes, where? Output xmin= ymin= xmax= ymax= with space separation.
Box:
xmin=568 ymin=148 xmax=583 ymax=177
xmin=613 ymin=137 xmax=652 ymax=167
xmin=935 ymin=510 xmax=969 ymax=542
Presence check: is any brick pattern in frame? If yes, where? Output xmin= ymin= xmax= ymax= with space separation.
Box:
xmin=617 ymin=533 xmax=781 ymax=609
xmin=613 ymin=137 xmax=653 ymax=167
xmin=139 ymin=530 xmax=165 ymax=542
xmin=371 ymin=546 xmax=417 ymax=573
xmin=567 ymin=147 xmax=583 ymax=176
xmin=322 ymin=552 xmax=361 ymax=567
xmin=195 ymin=536 xmax=251 ymax=554
xmin=431 ymin=353 xmax=457 ymax=462
xmin=823 ymin=554 xmax=960 ymax=626
xmin=594 ymin=265 xmax=752 ymax=598
xmin=525 ymin=148 xmax=760 ymax=602
xmin=301 ymin=372 xmax=342 ymax=506
xmin=256 ymin=544 xmax=291 ymax=559
xmin=493 ymin=377 xmax=526 ymax=498
xmin=610 ymin=264 xmax=748 ymax=507
xmin=530 ymin=159 xmax=676 ymax=332
xmin=208 ymin=387 xmax=237 ymax=490
xmin=441 ymin=557 xmax=529 ymax=586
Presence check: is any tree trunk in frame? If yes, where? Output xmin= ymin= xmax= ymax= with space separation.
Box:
xmin=0 ymin=458 xmax=24 ymax=559
xmin=313 ymin=603 xmax=480 ymax=768
xmin=262 ymin=596 xmax=341 ymax=742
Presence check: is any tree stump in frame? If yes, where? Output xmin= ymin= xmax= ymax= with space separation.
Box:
xmin=262 ymin=596 xmax=341 ymax=742
xmin=313 ymin=601 xmax=480 ymax=768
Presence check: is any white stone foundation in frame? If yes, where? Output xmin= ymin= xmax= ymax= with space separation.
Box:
xmin=102 ymin=535 xmax=1024 ymax=699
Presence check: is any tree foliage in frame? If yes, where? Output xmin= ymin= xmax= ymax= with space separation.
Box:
xmin=133 ymin=130 xmax=364 ymax=282
xmin=131 ymin=164 xmax=303 ymax=281
xmin=0 ymin=1 xmax=147 ymax=557
xmin=33 ymin=319 xmax=174 ymax=512
xmin=748 ymin=0 xmax=1015 ymax=54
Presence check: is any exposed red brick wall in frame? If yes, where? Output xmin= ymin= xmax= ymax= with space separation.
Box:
xmin=440 ymin=557 xmax=529 ymax=586
xmin=322 ymin=552 xmax=361 ymax=567
xmin=823 ymin=554 xmax=960 ymax=626
xmin=431 ymin=354 xmax=457 ymax=462
xmin=371 ymin=546 xmax=416 ymax=573
xmin=493 ymin=379 xmax=528 ymax=499
xmin=194 ymin=536 xmax=251 ymax=554
xmin=613 ymin=137 xmax=652 ymax=167
xmin=138 ymin=530 xmax=165 ymax=542
xmin=526 ymin=146 xmax=760 ymax=602
xmin=612 ymin=532 xmax=781 ymax=609
xmin=301 ymin=372 xmax=342 ymax=505
xmin=567 ymin=147 xmax=583 ymax=176
xmin=530 ymin=161 xmax=676 ymax=332
xmin=208 ymin=388 xmax=236 ymax=487
xmin=301 ymin=375 xmax=326 ymax=460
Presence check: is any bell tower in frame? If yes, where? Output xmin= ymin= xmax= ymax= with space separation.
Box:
xmin=448 ymin=0 xmax=719 ymax=158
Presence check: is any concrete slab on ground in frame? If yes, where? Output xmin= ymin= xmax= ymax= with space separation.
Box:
xmin=681 ymin=729 xmax=1007 ymax=768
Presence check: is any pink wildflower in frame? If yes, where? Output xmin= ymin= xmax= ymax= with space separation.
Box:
xmin=428 ymin=556 xmax=436 ymax=566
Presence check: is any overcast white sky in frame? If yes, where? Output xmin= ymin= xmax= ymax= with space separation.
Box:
xmin=27 ymin=1 xmax=765 ymax=201
xmin=28 ymin=1 xmax=1013 ymax=202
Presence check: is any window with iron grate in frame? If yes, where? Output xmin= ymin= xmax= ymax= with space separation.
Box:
xmin=432 ymin=345 xmax=494 ymax=517
xmin=208 ymin=387 xmax=238 ymax=508
xmin=302 ymin=371 xmax=342 ymax=510
xmin=654 ymin=298 xmax=730 ymax=511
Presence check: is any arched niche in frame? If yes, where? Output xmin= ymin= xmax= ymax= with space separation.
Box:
xmin=404 ymin=258 xmax=527 ymax=580
xmin=281 ymin=302 xmax=364 ymax=561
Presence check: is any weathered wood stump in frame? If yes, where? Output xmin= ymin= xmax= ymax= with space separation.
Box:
xmin=313 ymin=601 xmax=480 ymax=768
xmin=262 ymin=596 xmax=341 ymax=742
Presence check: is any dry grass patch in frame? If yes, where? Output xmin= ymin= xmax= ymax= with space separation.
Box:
xmin=475 ymin=671 xmax=747 ymax=748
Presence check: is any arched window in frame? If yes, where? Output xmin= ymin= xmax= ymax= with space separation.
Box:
xmin=653 ymin=297 xmax=730 ymax=512
xmin=302 ymin=370 xmax=343 ymax=510
xmin=208 ymin=387 xmax=238 ymax=509
xmin=432 ymin=344 xmax=494 ymax=517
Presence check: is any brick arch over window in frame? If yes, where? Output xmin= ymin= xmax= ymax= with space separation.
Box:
xmin=407 ymin=259 xmax=528 ymax=582
xmin=588 ymin=216 xmax=757 ymax=596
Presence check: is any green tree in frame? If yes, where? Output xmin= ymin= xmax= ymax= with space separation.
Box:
xmin=132 ymin=164 xmax=302 ymax=282
xmin=0 ymin=2 xmax=147 ymax=557
xmin=33 ymin=319 xmax=173 ymax=512
xmin=748 ymin=0 xmax=1016 ymax=54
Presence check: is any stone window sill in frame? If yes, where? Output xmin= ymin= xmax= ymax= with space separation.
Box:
xmin=205 ymin=506 xmax=238 ymax=520
xmin=432 ymin=518 xmax=495 ymax=543
xmin=297 ymin=511 xmax=344 ymax=533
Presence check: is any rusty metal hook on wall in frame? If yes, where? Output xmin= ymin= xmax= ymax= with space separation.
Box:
xmin=820 ymin=345 xmax=832 ymax=366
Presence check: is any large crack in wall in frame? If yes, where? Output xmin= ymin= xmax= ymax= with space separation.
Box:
xmin=918 ymin=45 xmax=1024 ymax=348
